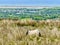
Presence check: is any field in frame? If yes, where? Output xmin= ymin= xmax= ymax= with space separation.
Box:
xmin=0 ymin=7 xmax=60 ymax=20
xmin=0 ymin=19 xmax=60 ymax=45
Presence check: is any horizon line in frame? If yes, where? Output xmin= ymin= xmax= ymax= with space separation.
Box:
xmin=0 ymin=6 xmax=59 ymax=8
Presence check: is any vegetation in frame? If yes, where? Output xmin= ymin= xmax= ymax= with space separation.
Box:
xmin=0 ymin=7 xmax=60 ymax=20
xmin=0 ymin=7 xmax=60 ymax=45
xmin=0 ymin=19 xmax=60 ymax=45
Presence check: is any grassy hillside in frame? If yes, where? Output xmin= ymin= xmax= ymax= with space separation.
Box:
xmin=0 ymin=7 xmax=60 ymax=45
xmin=0 ymin=19 xmax=60 ymax=45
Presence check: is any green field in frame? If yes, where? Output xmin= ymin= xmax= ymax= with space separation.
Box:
xmin=0 ymin=7 xmax=60 ymax=20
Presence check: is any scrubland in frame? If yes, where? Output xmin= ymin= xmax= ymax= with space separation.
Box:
xmin=0 ymin=19 xmax=60 ymax=45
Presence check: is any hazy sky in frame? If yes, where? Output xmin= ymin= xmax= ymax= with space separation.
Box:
xmin=0 ymin=0 xmax=60 ymax=6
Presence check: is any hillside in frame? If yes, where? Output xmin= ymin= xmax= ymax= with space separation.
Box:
xmin=0 ymin=19 xmax=60 ymax=45
xmin=0 ymin=7 xmax=60 ymax=20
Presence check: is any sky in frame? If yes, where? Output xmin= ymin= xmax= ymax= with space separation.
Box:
xmin=0 ymin=0 xmax=60 ymax=6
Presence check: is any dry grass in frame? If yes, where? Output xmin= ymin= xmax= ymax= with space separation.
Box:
xmin=0 ymin=19 xmax=60 ymax=45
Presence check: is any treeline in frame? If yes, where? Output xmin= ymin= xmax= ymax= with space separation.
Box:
xmin=0 ymin=7 xmax=60 ymax=20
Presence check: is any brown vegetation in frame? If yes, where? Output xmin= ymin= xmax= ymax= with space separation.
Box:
xmin=0 ymin=19 xmax=60 ymax=45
